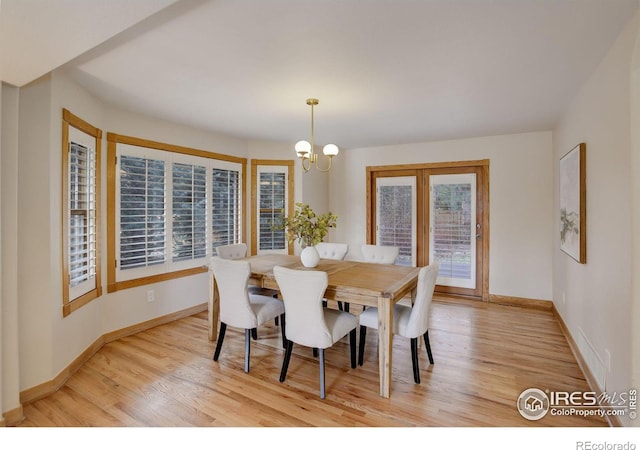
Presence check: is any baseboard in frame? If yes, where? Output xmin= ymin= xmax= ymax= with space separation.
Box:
xmin=103 ymin=302 xmax=207 ymax=343
xmin=19 ymin=302 xmax=208 ymax=408
xmin=552 ymin=304 xmax=621 ymax=427
xmin=435 ymin=292 xmax=554 ymax=311
xmin=489 ymin=294 xmax=553 ymax=310
xmin=2 ymin=405 xmax=24 ymax=427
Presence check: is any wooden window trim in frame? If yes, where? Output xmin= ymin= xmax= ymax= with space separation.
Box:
xmin=250 ymin=159 xmax=294 ymax=256
xmin=62 ymin=108 xmax=102 ymax=317
xmin=106 ymin=132 xmax=247 ymax=293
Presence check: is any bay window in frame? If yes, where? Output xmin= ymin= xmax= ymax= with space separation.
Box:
xmin=107 ymin=134 xmax=246 ymax=292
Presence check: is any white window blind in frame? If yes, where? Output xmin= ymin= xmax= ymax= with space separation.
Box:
xmin=212 ymin=167 xmax=241 ymax=251
xmin=172 ymin=163 xmax=207 ymax=262
xmin=119 ymin=155 xmax=166 ymax=272
xmin=257 ymin=167 xmax=287 ymax=253
xmin=68 ymin=127 xmax=98 ymax=299
xmin=115 ymin=143 xmax=243 ymax=282
xmin=376 ymin=176 xmax=416 ymax=266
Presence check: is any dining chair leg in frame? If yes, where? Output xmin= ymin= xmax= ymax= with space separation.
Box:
xmin=244 ymin=329 xmax=251 ymax=373
xmin=213 ymin=322 xmax=227 ymax=361
xmin=251 ymin=328 xmax=257 ymax=340
xmin=319 ymin=348 xmax=326 ymax=399
xmin=358 ymin=325 xmax=367 ymax=366
xmin=280 ymin=313 xmax=286 ymax=349
xmin=337 ymin=301 xmax=344 ymax=311
xmin=424 ymin=330 xmax=434 ymax=365
xmin=279 ymin=341 xmax=293 ymax=382
xmin=275 ymin=316 xmax=279 ymax=326
xmin=411 ymin=337 xmax=420 ymax=384
xmin=344 ymin=303 xmax=350 ymax=313
xmin=349 ymin=328 xmax=357 ymax=369
xmin=312 ymin=348 xmax=318 ymax=358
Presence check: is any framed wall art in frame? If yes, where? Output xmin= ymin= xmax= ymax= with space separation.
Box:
xmin=559 ymin=142 xmax=586 ymax=264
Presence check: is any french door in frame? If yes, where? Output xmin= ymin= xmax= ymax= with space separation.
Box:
xmin=368 ymin=161 xmax=488 ymax=299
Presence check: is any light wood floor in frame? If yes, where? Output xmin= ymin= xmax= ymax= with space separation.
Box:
xmin=18 ymin=297 xmax=607 ymax=427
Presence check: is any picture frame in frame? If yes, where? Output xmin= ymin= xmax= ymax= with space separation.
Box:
xmin=559 ymin=143 xmax=586 ymax=264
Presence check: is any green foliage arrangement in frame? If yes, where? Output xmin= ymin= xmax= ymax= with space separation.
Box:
xmin=560 ymin=207 xmax=579 ymax=244
xmin=277 ymin=202 xmax=338 ymax=248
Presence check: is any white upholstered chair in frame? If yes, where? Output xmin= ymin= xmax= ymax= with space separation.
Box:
xmin=274 ymin=265 xmax=358 ymax=399
xmin=315 ymin=242 xmax=349 ymax=260
xmin=315 ymin=242 xmax=349 ymax=311
xmin=210 ymin=257 xmax=285 ymax=373
xmin=215 ymin=242 xmax=280 ymax=321
xmin=358 ymin=261 xmax=439 ymax=384
xmin=216 ymin=242 xmax=249 ymax=260
xmin=361 ymin=244 xmax=400 ymax=265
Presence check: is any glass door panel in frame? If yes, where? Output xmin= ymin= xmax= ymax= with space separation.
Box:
xmin=376 ymin=176 xmax=416 ymax=266
xmin=429 ymin=173 xmax=476 ymax=289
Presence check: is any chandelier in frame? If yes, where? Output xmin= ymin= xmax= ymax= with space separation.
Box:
xmin=294 ymin=98 xmax=339 ymax=172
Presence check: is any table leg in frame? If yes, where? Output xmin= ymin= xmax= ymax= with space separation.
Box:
xmin=208 ymin=271 xmax=219 ymax=341
xmin=377 ymin=296 xmax=393 ymax=398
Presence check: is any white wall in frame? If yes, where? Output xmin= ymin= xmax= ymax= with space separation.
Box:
xmin=17 ymin=75 xmax=56 ymax=389
xmin=329 ymin=131 xmax=554 ymax=301
xmin=553 ymin=12 xmax=637 ymax=426
xmin=1 ymin=82 xmax=21 ymax=416
xmin=631 ymin=4 xmax=640 ymax=421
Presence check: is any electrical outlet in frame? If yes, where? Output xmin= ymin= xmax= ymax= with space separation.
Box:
xmin=605 ymin=349 xmax=611 ymax=372
xmin=147 ymin=289 xmax=155 ymax=303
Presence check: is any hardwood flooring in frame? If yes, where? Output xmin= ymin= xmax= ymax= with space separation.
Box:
xmin=18 ymin=297 xmax=608 ymax=427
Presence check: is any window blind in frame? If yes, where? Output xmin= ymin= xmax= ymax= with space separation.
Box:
xmin=114 ymin=141 xmax=244 ymax=283
xmin=258 ymin=171 xmax=286 ymax=251
xmin=119 ymin=155 xmax=166 ymax=270
xmin=69 ymin=141 xmax=97 ymax=289
xmin=212 ymin=168 xmax=240 ymax=251
xmin=172 ymin=162 xmax=207 ymax=262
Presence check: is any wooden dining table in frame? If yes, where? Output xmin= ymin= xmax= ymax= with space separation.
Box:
xmin=208 ymin=253 xmax=421 ymax=398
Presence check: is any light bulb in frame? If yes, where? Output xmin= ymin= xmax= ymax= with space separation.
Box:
xmin=323 ymin=143 xmax=339 ymax=156
xmin=295 ymin=140 xmax=311 ymax=156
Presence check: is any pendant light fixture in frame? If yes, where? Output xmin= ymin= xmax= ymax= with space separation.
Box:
xmin=294 ymin=98 xmax=339 ymax=172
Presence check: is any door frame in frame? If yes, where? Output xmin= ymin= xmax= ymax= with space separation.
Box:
xmin=366 ymin=159 xmax=490 ymax=301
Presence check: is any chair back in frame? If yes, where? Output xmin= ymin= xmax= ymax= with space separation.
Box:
xmin=273 ymin=266 xmax=333 ymax=348
xmin=404 ymin=261 xmax=440 ymax=338
xmin=210 ymin=257 xmax=256 ymax=328
xmin=361 ymin=244 xmax=399 ymax=264
xmin=216 ymin=243 xmax=248 ymax=260
xmin=315 ymin=242 xmax=348 ymax=260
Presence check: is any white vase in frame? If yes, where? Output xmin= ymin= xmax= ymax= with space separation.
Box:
xmin=300 ymin=246 xmax=320 ymax=268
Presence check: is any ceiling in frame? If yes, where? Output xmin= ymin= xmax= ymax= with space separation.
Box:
xmin=2 ymin=0 xmax=638 ymax=149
